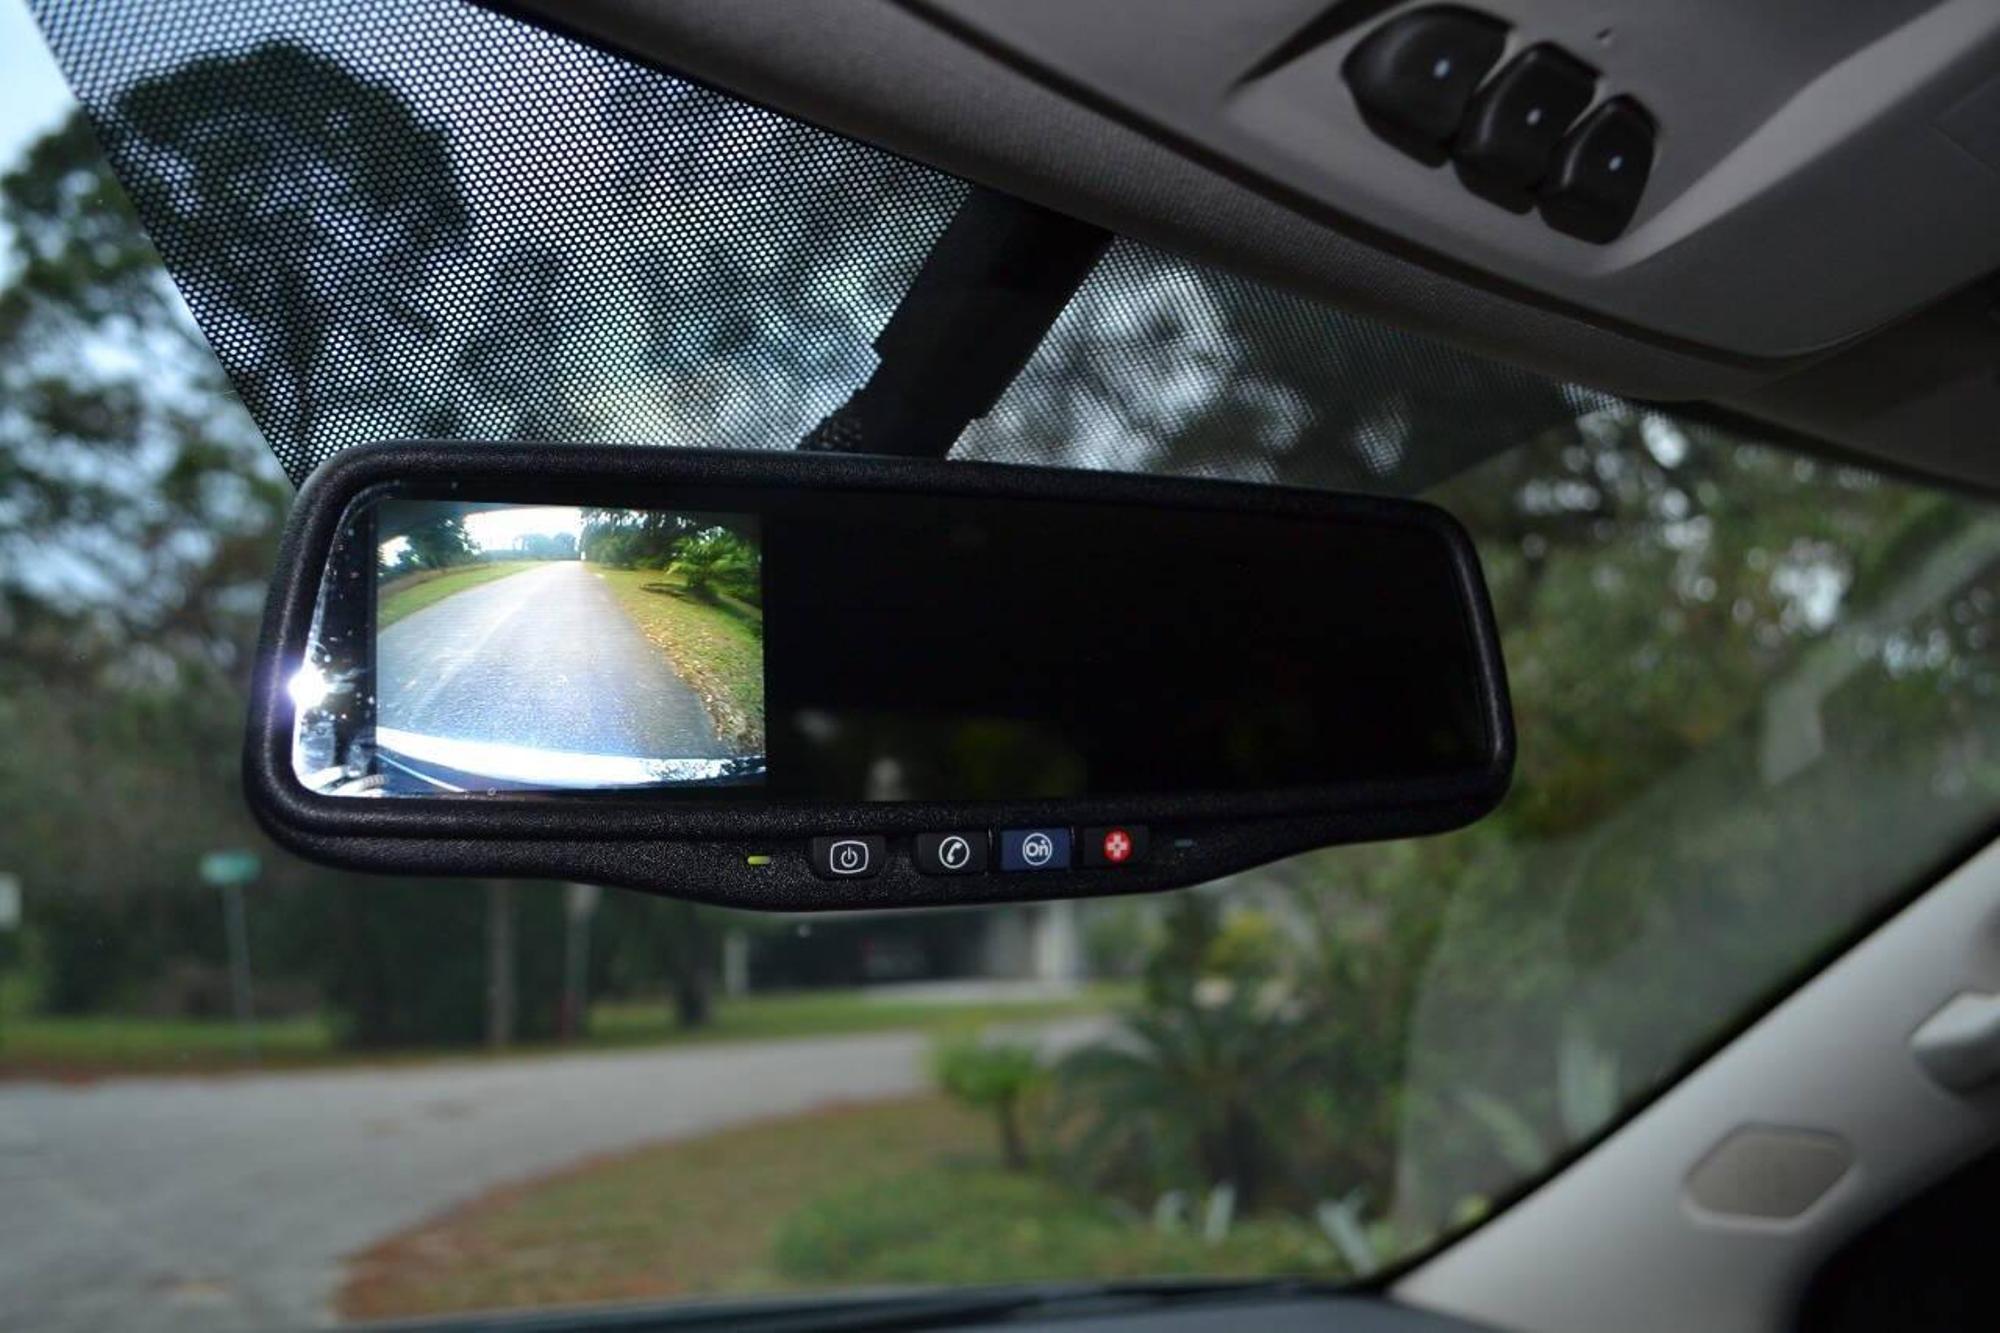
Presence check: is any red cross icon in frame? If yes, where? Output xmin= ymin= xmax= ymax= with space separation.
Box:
xmin=1102 ymin=829 xmax=1133 ymax=864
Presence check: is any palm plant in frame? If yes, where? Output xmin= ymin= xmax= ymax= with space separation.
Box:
xmin=1055 ymin=895 xmax=1320 ymax=1214
xmin=932 ymin=1037 xmax=1045 ymax=1169
xmin=668 ymin=529 xmax=757 ymax=603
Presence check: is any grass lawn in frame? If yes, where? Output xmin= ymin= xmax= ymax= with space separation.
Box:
xmin=338 ymin=1096 xmax=1345 ymax=1321
xmin=589 ymin=566 xmax=764 ymax=753
xmin=0 ymin=1011 xmax=334 ymax=1074
xmin=0 ymin=986 xmax=1123 ymax=1078
xmin=586 ymin=986 xmax=1122 ymax=1048
xmin=378 ymin=561 xmax=541 ymax=629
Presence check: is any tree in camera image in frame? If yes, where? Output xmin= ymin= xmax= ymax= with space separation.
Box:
xmin=2 ymin=14 xmax=1997 ymax=1323
xmin=370 ymin=502 xmax=765 ymax=763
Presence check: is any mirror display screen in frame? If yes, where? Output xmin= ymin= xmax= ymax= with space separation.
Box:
xmin=763 ymin=492 xmax=1487 ymax=802
xmin=340 ymin=501 xmax=763 ymax=792
xmin=295 ymin=486 xmax=1492 ymax=802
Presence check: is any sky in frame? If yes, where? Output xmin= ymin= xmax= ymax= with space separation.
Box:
xmin=463 ymin=505 xmax=585 ymax=550
xmin=0 ymin=1 xmax=71 ymax=175
xmin=378 ymin=504 xmax=587 ymax=565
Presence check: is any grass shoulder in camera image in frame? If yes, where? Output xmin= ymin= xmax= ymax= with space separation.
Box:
xmin=373 ymin=501 xmax=764 ymax=787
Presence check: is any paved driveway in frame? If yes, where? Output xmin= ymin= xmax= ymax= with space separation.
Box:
xmin=0 ymin=1028 xmax=1088 ymax=1332
xmin=377 ymin=561 xmax=725 ymax=762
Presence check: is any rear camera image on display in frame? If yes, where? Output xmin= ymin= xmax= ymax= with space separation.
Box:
xmin=356 ymin=500 xmax=764 ymax=792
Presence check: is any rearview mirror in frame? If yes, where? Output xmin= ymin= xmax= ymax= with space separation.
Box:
xmin=247 ymin=444 xmax=1512 ymax=908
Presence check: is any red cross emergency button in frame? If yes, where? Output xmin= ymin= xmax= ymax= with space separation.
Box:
xmin=1082 ymin=825 xmax=1149 ymax=868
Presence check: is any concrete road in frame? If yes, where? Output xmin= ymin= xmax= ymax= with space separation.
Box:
xmin=0 ymin=1026 xmax=1093 ymax=1333
xmin=377 ymin=563 xmax=724 ymax=761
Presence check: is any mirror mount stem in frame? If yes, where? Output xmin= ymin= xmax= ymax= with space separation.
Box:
xmin=803 ymin=187 xmax=1109 ymax=457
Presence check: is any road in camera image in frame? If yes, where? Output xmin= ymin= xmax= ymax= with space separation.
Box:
xmin=373 ymin=504 xmax=764 ymax=775
xmin=378 ymin=562 xmax=726 ymax=761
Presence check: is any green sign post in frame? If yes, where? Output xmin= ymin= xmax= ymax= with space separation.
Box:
xmin=200 ymin=851 xmax=262 ymax=1061
xmin=199 ymin=851 xmax=261 ymax=889
xmin=0 ymin=873 xmax=18 ymax=1052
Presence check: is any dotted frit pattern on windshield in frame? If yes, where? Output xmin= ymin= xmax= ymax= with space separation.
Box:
xmin=30 ymin=0 xmax=1612 ymax=490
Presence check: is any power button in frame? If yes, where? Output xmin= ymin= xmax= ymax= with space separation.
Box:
xmin=810 ymin=835 xmax=884 ymax=879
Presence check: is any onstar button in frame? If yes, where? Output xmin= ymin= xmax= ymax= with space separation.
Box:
xmin=915 ymin=831 xmax=988 ymax=876
xmin=1082 ymin=825 xmax=1149 ymax=868
xmin=998 ymin=828 xmax=1071 ymax=872
xmin=810 ymin=835 xmax=884 ymax=879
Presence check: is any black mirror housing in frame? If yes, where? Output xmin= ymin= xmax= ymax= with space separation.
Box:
xmin=246 ymin=442 xmax=1513 ymax=910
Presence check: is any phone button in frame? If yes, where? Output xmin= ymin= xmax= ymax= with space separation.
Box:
xmin=810 ymin=835 xmax=884 ymax=879
xmin=915 ymin=832 xmax=988 ymax=875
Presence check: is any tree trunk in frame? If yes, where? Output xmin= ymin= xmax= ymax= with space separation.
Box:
xmin=665 ymin=900 xmax=712 ymax=1029
xmin=997 ymin=1096 xmax=1028 ymax=1170
xmin=485 ymin=881 xmax=515 ymax=1050
xmin=671 ymin=969 xmax=711 ymax=1029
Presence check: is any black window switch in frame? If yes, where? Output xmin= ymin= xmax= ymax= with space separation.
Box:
xmin=1540 ymin=97 xmax=1656 ymax=243
xmin=1344 ymin=7 xmax=1509 ymax=164
xmin=1453 ymin=45 xmax=1596 ymax=209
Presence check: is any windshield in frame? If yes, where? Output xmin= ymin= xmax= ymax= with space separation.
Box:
xmin=3 ymin=1 xmax=1998 ymax=1329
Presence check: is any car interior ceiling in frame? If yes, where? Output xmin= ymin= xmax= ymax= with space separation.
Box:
xmin=506 ymin=0 xmax=2000 ymax=497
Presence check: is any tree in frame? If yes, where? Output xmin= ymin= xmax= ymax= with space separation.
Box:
xmin=599 ymin=65 xmax=962 ymax=449
xmin=402 ymin=514 xmax=478 ymax=570
xmin=0 ymin=110 xmax=295 ymax=1010
xmin=1049 ymin=409 xmax=1998 ymax=1244
xmin=0 ymin=106 xmax=576 ymax=1045
xmin=933 ymin=1037 xmax=1045 ymax=1170
xmin=106 ymin=42 xmax=472 ymax=472
xmin=668 ymin=529 xmax=757 ymax=603
xmin=0 ymin=114 xmax=286 ymax=681
xmin=594 ymin=891 xmax=727 ymax=1030
xmin=1056 ymin=895 xmax=1319 ymax=1213
xmin=956 ymin=244 xmax=1583 ymax=497
xmin=514 ymin=532 xmax=576 ymax=560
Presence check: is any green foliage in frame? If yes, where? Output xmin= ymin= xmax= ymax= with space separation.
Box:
xmin=1 ymin=114 xmax=285 ymax=680
xmin=933 ymin=1037 xmax=1046 ymax=1169
xmin=592 ymin=566 xmax=766 ymax=751
xmin=772 ymin=1167 xmax=1343 ymax=1288
xmin=934 ymin=1037 xmax=1044 ymax=1107
xmin=1080 ymin=901 xmax=1152 ymax=979
xmin=316 ymin=881 xmax=567 ymax=1047
xmin=592 ymin=892 xmax=724 ymax=1030
xmin=581 ymin=513 xmax=760 ymax=606
xmin=399 ymin=515 xmax=479 ymax=570
xmin=668 ymin=529 xmax=758 ymax=604
xmin=0 ymin=100 xmax=620 ymax=1053
xmin=30 ymin=892 xmax=143 ymax=1015
xmin=1057 ymin=896 xmax=1321 ymax=1214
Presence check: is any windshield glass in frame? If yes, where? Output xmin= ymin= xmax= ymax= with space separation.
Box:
xmin=3 ymin=1 xmax=1998 ymax=1329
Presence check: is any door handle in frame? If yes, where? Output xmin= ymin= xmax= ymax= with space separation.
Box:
xmin=1911 ymin=992 xmax=2000 ymax=1092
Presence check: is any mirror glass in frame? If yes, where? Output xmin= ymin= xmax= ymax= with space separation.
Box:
xmin=292 ymin=482 xmax=1498 ymax=803
xmin=294 ymin=498 xmax=766 ymax=794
